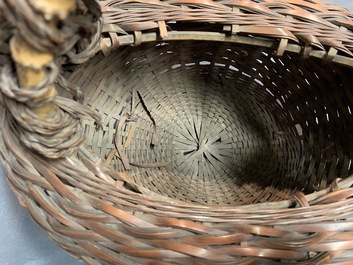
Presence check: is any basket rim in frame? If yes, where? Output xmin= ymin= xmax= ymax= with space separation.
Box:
xmin=100 ymin=0 xmax=353 ymax=69
xmin=101 ymin=31 xmax=353 ymax=69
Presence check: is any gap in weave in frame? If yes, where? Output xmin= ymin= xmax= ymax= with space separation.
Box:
xmin=65 ymin=41 xmax=353 ymax=206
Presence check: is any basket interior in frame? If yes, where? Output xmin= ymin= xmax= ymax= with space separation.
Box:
xmin=66 ymin=40 xmax=353 ymax=206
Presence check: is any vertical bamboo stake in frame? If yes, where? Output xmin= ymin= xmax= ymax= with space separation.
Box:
xmin=9 ymin=0 xmax=77 ymax=117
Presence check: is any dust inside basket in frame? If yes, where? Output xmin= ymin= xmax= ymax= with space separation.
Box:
xmin=65 ymin=40 xmax=353 ymax=206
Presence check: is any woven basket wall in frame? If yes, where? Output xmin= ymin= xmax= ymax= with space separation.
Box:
xmin=2 ymin=0 xmax=353 ymax=264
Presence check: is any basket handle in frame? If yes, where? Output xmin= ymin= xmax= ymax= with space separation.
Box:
xmin=0 ymin=0 xmax=102 ymax=158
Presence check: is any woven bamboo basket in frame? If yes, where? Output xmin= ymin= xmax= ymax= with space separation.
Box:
xmin=2 ymin=0 xmax=353 ymax=263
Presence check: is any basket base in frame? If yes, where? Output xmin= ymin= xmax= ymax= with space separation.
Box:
xmin=66 ymin=40 xmax=353 ymax=206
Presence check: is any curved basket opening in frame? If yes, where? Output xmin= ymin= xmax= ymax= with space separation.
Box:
xmin=66 ymin=40 xmax=353 ymax=206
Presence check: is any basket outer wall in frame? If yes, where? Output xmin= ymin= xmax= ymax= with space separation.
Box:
xmin=1 ymin=0 xmax=353 ymax=265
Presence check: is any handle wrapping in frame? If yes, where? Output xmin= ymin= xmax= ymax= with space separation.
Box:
xmin=0 ymin=0 xmax=102 ymax=158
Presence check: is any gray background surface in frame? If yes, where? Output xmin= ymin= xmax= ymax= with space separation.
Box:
xmin=1 ymin=1 xmax=353 ymax=264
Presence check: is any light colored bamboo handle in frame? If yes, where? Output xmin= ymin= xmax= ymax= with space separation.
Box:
xmin=9 ymin=0 xmax=76 ymax=117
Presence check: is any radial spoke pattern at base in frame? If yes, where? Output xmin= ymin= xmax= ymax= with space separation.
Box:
xmin=66 ymin=41 xmax=314 ymax=205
